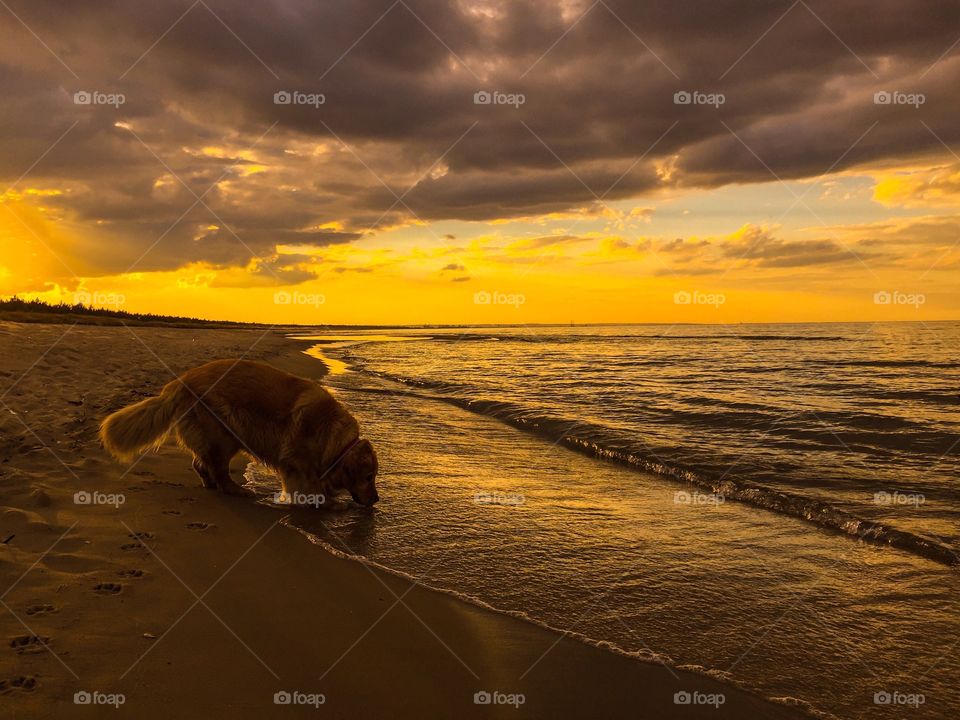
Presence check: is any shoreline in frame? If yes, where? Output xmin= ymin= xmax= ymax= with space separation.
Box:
xmin=0 ymin=321 xmax=810 ymax=718
xmin=297 ymin=334 xmax=960 ymax=568
xmin=283 ymin=519 xmax=832 ymax=720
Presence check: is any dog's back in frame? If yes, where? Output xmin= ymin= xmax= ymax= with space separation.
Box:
xmin=178 ymin=360 xmax=314 ymax=430
xmin=101 ymin=359 xmax=350 ymax=465
xmin=176 ymin=360 xmax=353 ymax=463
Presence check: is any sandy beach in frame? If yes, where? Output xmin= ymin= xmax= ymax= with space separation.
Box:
xmin=0 ymin=321 xmax=811 ymax=718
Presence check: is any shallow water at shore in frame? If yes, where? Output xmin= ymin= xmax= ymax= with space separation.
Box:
xmin=248 ymin=325 xmax=960 ymax=719
xmin=298 ymin=323 xmax=960 ymax=562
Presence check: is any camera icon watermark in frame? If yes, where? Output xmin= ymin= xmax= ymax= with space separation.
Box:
xmin=273 ymin=290 xmax=325 ymax=307
xmin=273 ymin=690 xmax=326 ymax=707
xmin=473 ymin=690 xmax=525 ymax=708
xmin=673 ymin=690 xmax=725 ymax=707
xmin=673 ymin=90 xmax=725 ymax=108
xmin=473 ymin=290 xmax=525 ymax=308
xmin=74 ymin=690 xmax=125 ymax=707
xmin=873 ymin=91 xmax=925 ymax=108
xmin=474 ymin=90 xmax=525 ymax=108
xmin=673 ymin=290 xmax=725 ymax=308
xmin=273 ymin=90 xmax=325 ymax=108
xmin=873 ymin=290 xmax=925 ymax=308
xmin=74 ymin=490 xmax=125 ymax=509
xmin=73 ymin=290 xmax=126 ymax=309
xmin=74 ymin=90 xmax=126 ymax=108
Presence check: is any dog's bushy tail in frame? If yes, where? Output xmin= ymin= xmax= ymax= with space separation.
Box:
xmin=99 ymin=389 xmax=180 ymax=462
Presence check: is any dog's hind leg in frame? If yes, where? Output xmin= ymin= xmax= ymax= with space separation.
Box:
xmin=176 ymin=416 xmax=218 ymax=490
xmin=206 ymin=453 xmax=252 ymax=497
xmin=175 ymin=410 xmax=248 ymax=495
xmin=191 ymin=456 xmax=218 ymax=490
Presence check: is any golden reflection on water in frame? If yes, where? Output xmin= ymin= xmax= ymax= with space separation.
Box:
xmin=304 ymin=346 xmax=350 ymax=374
xmin=291 ymin=334 xmax=422 ymax=375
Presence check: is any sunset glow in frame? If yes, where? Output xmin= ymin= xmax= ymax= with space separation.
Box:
xmin=1 ymin=2 xmax=958 ymax=324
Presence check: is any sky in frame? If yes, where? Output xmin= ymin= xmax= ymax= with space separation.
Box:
xmin=1 ymin=0 xmax=959 ymax=324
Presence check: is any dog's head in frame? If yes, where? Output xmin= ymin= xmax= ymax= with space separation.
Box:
xmin=324 ymin=438 xmax=379 ymax=506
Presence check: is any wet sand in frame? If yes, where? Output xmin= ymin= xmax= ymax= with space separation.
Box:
xmin=0 ymin=321 xmax=807 ymax=718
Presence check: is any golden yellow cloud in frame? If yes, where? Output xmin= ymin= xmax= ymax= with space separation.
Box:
xmin=873 ymin=164 xmax=960 ymax=208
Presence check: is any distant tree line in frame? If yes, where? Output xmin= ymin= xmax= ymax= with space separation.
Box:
xmin=0 ymin=296 xmax=251 ymax=326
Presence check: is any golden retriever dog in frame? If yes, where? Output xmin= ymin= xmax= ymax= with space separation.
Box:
xmin=99 ymin=360 xmax=379 ymax=506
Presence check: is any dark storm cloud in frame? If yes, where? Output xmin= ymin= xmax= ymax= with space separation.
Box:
xmin=650 ymin=240 xmax=860 ymax=274
xmin=3 ymin=0 xmax=960 ymax=279
xmin=722 ymin=234 xmax=858 ymax=268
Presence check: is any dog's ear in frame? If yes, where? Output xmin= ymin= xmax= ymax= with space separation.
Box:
xmin=294 ymin=396 xmax=353 ymax=451
xmin=292 ymin=394 xmax=337 ymax=436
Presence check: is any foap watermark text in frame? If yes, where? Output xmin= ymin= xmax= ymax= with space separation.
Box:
xmin=674 ymin=690 xmax=725 ymax=707
xmin=74 ymin=490 xmax=125 ymax=508
xmin=74 ymin=291 xmax=125 ymax=309
xmin=274 ymin=91 xmax=325 ymax=108
xmin=74 ymin=91 xmax=125 ymax=108
xmin=273 ymin=491 xmax=326 ymax=508
xmin=474 ymin=690 xmax=525 ymax=708
xmin=674 ymin=90 xmax=725 ymax=108
xmin=873 ymin=290 xmax=924 ymax=308
xmin=274 ymin=690 xmax=326 ymax=707
xmin=674 ymin=290 xmax=725 ymax=308
xmin=674 ymin=490 xmax=725 ymax=507
xmin=874 ymin=491 xmax=925 ymax=507
xmin=474 ymin=290 xmax=525 ymax=308
xmin=274 ymin=290 xmax=325 ymax=307
xmin=474 ymin=90 xmax=525 ymax=108
xmin=474 ymin=491 xmax=525 ymax=506
xmin=74 ymin=691 xmax=125 ymax=708
xmin=874 ymin=91 xmax=925 ymax=108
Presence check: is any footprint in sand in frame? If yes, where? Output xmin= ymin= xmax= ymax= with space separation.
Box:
xmin=186 ymin=522 xmax=214 ymax=531
xmin=127 ymin=531 xmax=154 ymax=541
xmin=0 ymin=675 xmax=38 ymax=693
xmin=9 ymin=635 xmax=50 ymax=655
xmin=24 ymin=604 xmax=56 ymax=616
xmin=120 ymin=542 xmax=143 ymax=551
xmin=93 ymin=583 xmax=122 ymax=595
xmin=143 ymin=478 xmax=184 ymax=488
xmin=178 ymin=496 xmax=197 ymax=504
xmin=161 ymin=509 xmax=182 ymax=516
xmin=116 ymin=569 xmax=144 ymax=578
